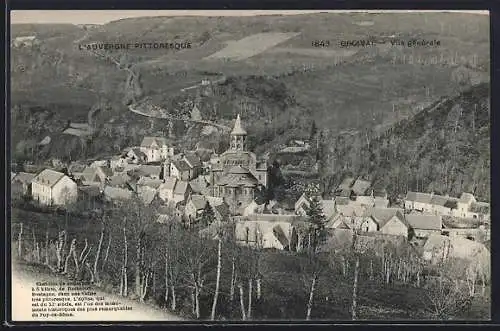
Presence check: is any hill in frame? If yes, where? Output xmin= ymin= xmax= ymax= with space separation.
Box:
xmin=10 ymin=12 xmax=490 ymax=164
xmin=316 ymin=82 xmax=490 ymax=202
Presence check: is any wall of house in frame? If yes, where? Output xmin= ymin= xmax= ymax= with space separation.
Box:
xmin=360 ymin=218 xmax=378 ymax=233
xmin=32 ymin=182 xmax=52 ymax=206
xmin=414 ymin=229 xmax=440 ymax=239
xmin=379 ymin=217 xmax=408 ymax=238
xmin=53 ymin=176 xmax=78 ymax=205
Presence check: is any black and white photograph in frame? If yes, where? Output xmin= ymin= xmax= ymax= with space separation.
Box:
xmin=8 ymin=9 xmax=491 ymax=322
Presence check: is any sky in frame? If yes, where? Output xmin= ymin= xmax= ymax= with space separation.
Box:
xmin=11 ymin=10 xmax=489 ymax=25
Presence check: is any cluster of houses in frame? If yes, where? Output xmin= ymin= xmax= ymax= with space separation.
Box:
xmin=11 ymin=113 xmax=491 ymax=266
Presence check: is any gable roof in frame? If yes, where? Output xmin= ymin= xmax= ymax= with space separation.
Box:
xmin=430 ymin=194 xmax=452 ymax=207
xmin=364 ymin=208 xmax=406 ymax=228
xmin=32 ymin=169 xmax=66 ymax=188
xmin=138 ymin=186 xmax=158 ymax=205
xmin=141 ymin=136 xmax=168 ymax=148
xmin=351 ymin=178 xmax=371 ymax=196
xmin=406 ymin=214 xmax=442 ymax=230
xmin=12 ymin=172 xmax=36 ymax=184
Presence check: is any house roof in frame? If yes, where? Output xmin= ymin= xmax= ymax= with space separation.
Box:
xmin=405 ymin=191 xmax=433 ymax=204
xmin=320 ymin=200 xmax=337 ymax=219
xmin=216 ymin=172 xmax=258 ymax=187
xmin=406 ymin=214 xmax=442 ymax=230
xmin=189 ymin=176 xmax=208 ymax=193
xmin=459 ymin=192 xmax=475 ymax=204
xmin=140 ymin=136 xmax=168 ymax=148
xmin=130 ymin=148 xmax=147 ymax=159
xmin=80 ymin=167 xmax=98 ymax=182
xmin=184 ymin=153 xmax=202 ymax=168
xmin=351 ymin=178 xmax=371 ymax=196
xmin=138 ymin=186 xmax=157 ymax=205
xmin=190 ymin=195 xmax=207 ymax=210
xmin=173 ymin=160 xmax=191 ymax=172
xmin=430 ymin=194 xmax=451 ymax=207
xmin=137 ymin=177 xmax=163 ymax=189
xmin=68 ymin=162 xmax=87 ymax=173
xmin=363 ymin=208 xmax=406 ymax=228
xmin=108 ymin=173 xmax=130 ymax=187
xmin=231 ymin=114 xmax=247 ymax=135
xmin=161 ymin=176 xmax=178 ymax=191
xmin=32 ymin=169 xmax=66 ymax=188
xmin=173 ymin=181 xmax=189 ymax=195
xmin=137 ymin=165 xmax=162 ymax=177
xmin=12 ymin=172 xmax=36 ymax=184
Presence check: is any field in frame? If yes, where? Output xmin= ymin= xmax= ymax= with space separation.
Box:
xmin=204 ymin=32 xmax=301 ymax=61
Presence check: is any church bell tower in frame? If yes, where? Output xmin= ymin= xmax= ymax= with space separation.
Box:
xmin=230 ymin=114 xmax=247 ymax=151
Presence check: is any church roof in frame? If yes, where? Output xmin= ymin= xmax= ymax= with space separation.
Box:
xmin=216 ymin=172 xmax=259 ymax=187
xmin=231 ymin=114 xmax=247 ymax=135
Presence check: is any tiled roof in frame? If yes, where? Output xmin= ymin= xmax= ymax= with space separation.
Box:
xmin=338 ymin=177 xmax=355 ymax=191
xmin=189 ymin=176 xmax=208 ymax=193
xmin=130 ymin=148 xmax=147 ymax=159
xmin=33 ymin=169 xmax=66 ymax=188
xmin=406 ymin=214 xmax=442 ymax=230
xmin=214 ymin=203 xmax=230 ymax=220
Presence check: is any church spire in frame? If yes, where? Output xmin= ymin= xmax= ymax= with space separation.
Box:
xmin=231 ymin=114 xmax=247 ymax=136
xmin=230 ymin=114 xmax=247 ymax=151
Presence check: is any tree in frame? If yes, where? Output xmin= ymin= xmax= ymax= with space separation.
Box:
xmin=200 ymin=201 xmax=215 ymax=227
xmin=310 ymin=120 xmax=317 ymax=141
xmin=305 ymin=195 xmax=327 ymax=252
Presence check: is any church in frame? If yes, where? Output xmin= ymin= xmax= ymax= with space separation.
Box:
xmin=209 ymin=114 xmax=268 ymax=214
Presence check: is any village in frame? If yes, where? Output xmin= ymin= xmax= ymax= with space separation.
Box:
xmin=11 ymin=113 xmax=491 ymax=267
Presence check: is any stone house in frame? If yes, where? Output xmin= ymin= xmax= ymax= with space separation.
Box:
xmin=80 ymin=166 xmax=113 ymax=186
xmin=31 ymin=169 xmax=78 ymax=206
